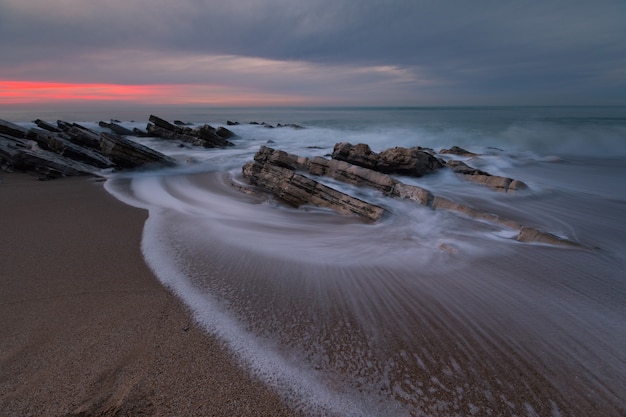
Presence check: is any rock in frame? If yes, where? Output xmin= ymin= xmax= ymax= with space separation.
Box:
xmin=446 ymin=160 xmax=490 ymax=176
xmin=332 ymin=142 xmax=444 ymax=177
xmin=242 ymin=160 xmax=385 ymax=221
xmin=0 ymin=119 xmax=28 ymax=139
xmin=145 ymin=116 xmax=235 ymax=148
xmin=1 ymin=134 xmax=98 ymax=179
xmin=516 ymin=226 xmax=583 ymax=248
xmin=56 ymin=121 xmax=102 ymax=150
xmin=308 ymin=157 xmax=398 ymax=194
xmin=226 ymin=120 xmax=240 ymax=126
xmin=195 ymin=125 xmax=235 ymax=147
xmin=99 ymin=121 xmax=135 ymax=136
xmin=277 ymin=123 xmax=304 ymax=129
xmin=446 ymin=160 xmax=528 ymax=192
xmin=33 ymin=119 xmax=62 ymax=133
xmin=440 ymin=146 xmax=479 ymax=157
xmin=148 ymin=114 xmax=177 ymax=131
xmin=99 ymin=132 xmax=176 ymax=169
xmin=215 ymin=126 xmax=236 ymax=139
xmin=26 ymin=128 xmax=114 ymax=169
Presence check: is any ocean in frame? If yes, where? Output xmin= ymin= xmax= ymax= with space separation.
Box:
xmin=17 ymin=106 xmax=626 ymax=416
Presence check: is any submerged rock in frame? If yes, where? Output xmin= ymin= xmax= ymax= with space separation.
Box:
xmin=440 ymin=146 xmax=479 ymax=157
xmin=446 ymin=160 xmax=528 ymax=192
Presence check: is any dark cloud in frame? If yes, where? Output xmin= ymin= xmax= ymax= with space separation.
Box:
xmin=1 ymin=0 xmax=625 ymax=104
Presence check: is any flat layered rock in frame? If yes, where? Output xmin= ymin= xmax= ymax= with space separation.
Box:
xmin=446 ymin=160 xmax=528 ymax=192
xmin=99 ymin=133 xmax=176 ymax=169
xmin=242 ymin=159 xmax=385 ymax=221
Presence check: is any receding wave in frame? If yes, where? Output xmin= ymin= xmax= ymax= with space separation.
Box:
xmin=101 ymin=107 xmax=626 ymax=416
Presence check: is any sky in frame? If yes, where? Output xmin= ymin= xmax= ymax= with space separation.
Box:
xmin=1 ymin=0 xmax=625 ymax=108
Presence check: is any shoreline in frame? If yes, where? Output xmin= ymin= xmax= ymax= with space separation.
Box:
xmin=0 ymin=172 xmax=302 ymax=416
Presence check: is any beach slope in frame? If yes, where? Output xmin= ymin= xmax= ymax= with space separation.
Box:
xmin=0 ymin=173 xmax=300 ymax=416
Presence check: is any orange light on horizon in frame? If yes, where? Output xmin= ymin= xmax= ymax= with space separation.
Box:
xmin=0 ymin=80 xmax=320 ymax=106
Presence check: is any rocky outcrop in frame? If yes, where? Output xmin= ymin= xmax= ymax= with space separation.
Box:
xmin=1 ymin=133 xmax=99 ymax=178
xmin=26 ymin=128 xmax=114 ymax=169
xmin=242 ymin=155 xmax=385 ymax=222
xmin=99 ymin=121 xmax=135 ymax=136
xmin=99 ymin=132 xmax=176 ymax=169
xmin=446 ymin=160 xmax=528 ymax=192
xmin=145 ymin=115 xmax=235 ymax=148
xmin=240 ymin=146 xmax=584 ymax=248
xmin=331 ymin=142 xmax=445 ymax=177
xmin=1 ymin=118 xmax=175 ymax=179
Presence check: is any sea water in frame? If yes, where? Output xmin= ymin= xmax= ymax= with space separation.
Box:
xmin=21 ymin=107 xmax=626 ymax=416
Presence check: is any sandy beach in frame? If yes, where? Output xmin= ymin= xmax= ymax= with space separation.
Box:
xmin=0 ymin=173 xmax=302 ymax=417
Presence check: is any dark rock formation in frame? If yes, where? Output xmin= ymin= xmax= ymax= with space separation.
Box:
xmin=331 ymin=142 xmax=444 ymax=177
xmin=99 ymin=121 xmax=135 ymax=136
xmin=0 ymin=119 xmax=28 ymax=138
xmin=26 ymin=128 xmax=114 ymax=169
xmin=1 ymin=118 xmax=175 ymax=179
xmin=33 ymin=119 xmax=62 ymax=133
xmin=99 ymin=133 xmax=176 ymax=169
xmin=146 ymin=115 xmax=235 ymax=148
xmin=1 ymin=134 xmax=99 ymax=179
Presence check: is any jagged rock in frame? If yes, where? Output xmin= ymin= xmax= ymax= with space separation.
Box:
xmin=215 ymin=126 xmax=236 ymax=139
xmin=332 ymin=142 xmax=444 ymax=177
xmin=0 ymin=119 xmax=28 ymax=139
xmin=446 ymin=160 xmax=528 ymax=192
xmin=276 ymin=123 xmax=304 ymax=129
xmin=26 ymin=129 xmax=114 ymax=169
xmin=196 ymin=125 xmax=234 ymax=147
xmin=99 ymin=133 xmax=176 ymax=169
xmin=56 ymin=121 xmax=174 ymax=169
xmin=149 ymin=114 xmax=177 ymax=131
xmin=57 ymin=121 xmax=102 ymax=150
xmin=146 ymin=115 xmax=235 ymax=148
xmin=33 ymin=119 xmax=62 ymax=133
xmin=242 ymin=159 xmax=385 ymax=221
xmin=226 ymin=120 xmax=240 ymax=126
xmin=440 ymin=146 xmax=479 ymax=157
xmin=132 ymin=127 xmax=149 ymax=137
xmin=1 ymin=134 xmax=98 ymax=179
xmin=99 ymin=121 xmax=135 ymax=136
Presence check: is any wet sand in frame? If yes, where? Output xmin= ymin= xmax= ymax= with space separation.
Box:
xmin=0 ymin=173 xmax=302 ymax=417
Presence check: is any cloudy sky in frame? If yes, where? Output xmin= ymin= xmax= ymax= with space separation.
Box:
xmin=1 ymin=0 xmax=625 ymax=107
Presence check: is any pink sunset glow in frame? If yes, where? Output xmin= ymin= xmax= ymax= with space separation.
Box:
xmin=0 ymin=80 xmax=316 ymax=106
